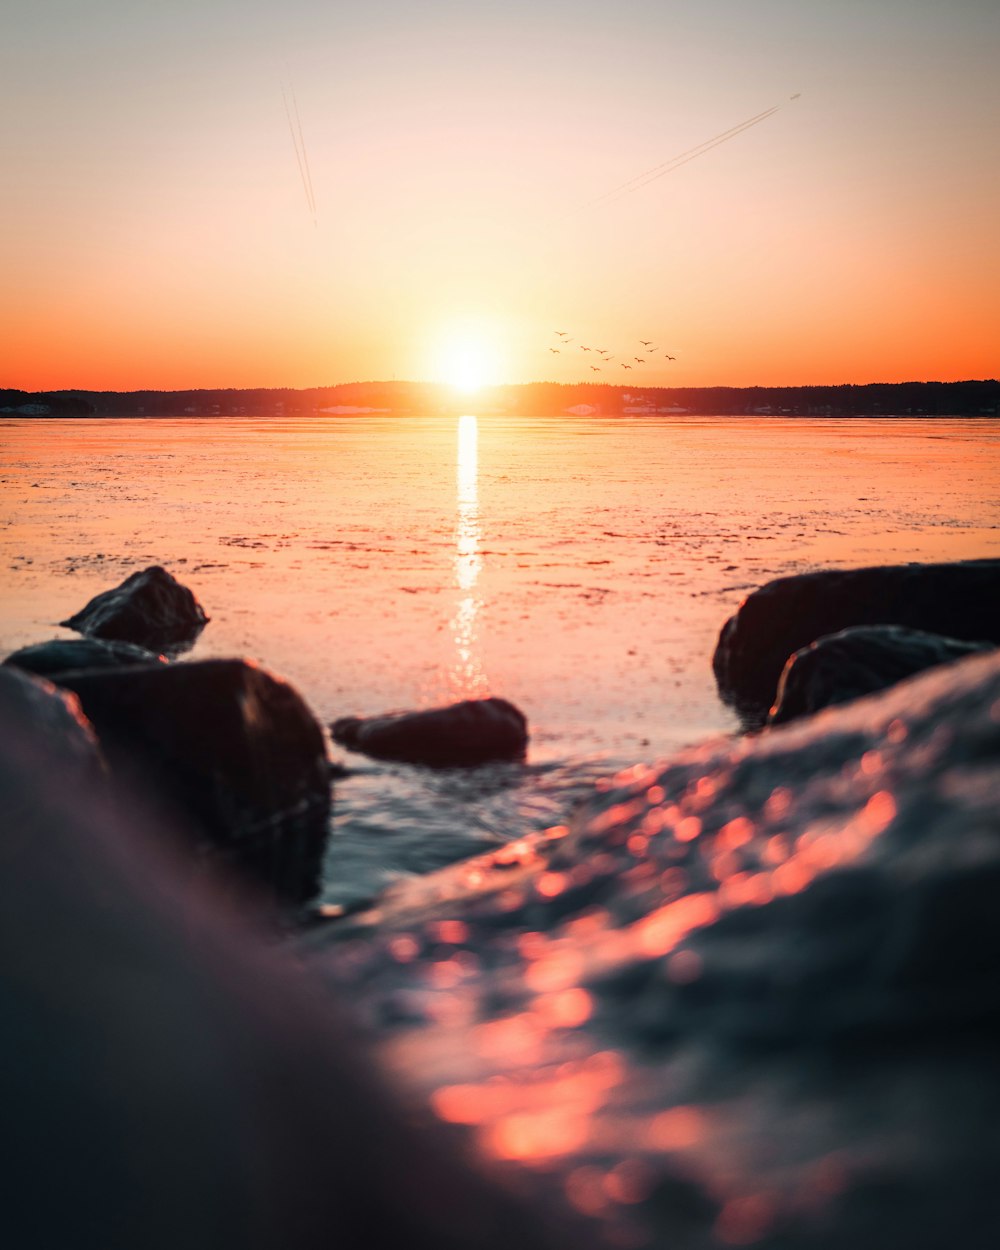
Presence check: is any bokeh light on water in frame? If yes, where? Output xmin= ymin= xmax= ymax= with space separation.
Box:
xmin=312 ymin=653 xmax=1000 ymax=1246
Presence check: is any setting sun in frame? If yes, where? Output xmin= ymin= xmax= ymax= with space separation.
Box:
xmin=433 ymin=327 xmax=500 ymax=393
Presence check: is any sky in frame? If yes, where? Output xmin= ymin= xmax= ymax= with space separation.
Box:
xmin=2 ymin=0 xmax=999 ymax=392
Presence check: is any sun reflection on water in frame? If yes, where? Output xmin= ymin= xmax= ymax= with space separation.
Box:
xmin=451 ymin=415 xmax=488 ymax=695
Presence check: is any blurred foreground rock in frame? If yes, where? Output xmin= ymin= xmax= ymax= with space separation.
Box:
xmin=768 ymin=624 xmax=992 ymax=725
xmin=60 ymin=659 xmax=331 ymax=906
xmin=713 ymin=559 xmax=1000 ymax=726
xmin=3 ymin=636 xmax=167 ymax=678
xmin=312 ymin=650 xmax=1000 ymax=1249
xmin=61 ymin=564 xmax=208 ymax=652
xmin=0 ymin=687 xmax=576 ymax=1250
xmin=0 ymin=665 xmax=106 ymax=787
xmin=332 ymin=697 xmax=529 ymax=768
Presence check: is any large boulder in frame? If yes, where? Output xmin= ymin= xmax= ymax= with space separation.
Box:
xmin=60 ymin=565 xmax=208 ymax=652
xmin=315 ymin=651 xmax=1000 ymax=1250
xmin=3 ymin=637 xmax=167 ymax=679
xmin=0 ymin=692 xmax=573 ymax=1250
xmin=331 ymin=697 xmax=528 ymax=768
xmin=768 ymin=624 xmax=992 ymax=725
xmin=59 ymin=660 xmax=330 ymax=906
xmin=713 ymin=559 xmax=1000 ymax=726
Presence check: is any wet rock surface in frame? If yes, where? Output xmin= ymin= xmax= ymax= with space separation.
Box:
xmin=712 ymin=560 xmax=1000 ymax=726
xmin=308 ymin=651 xmax=1000 ymax=1249
xmin=768 ymin=625 xmax=992 ymax=725
xmin=3 ymin=637 xmax=168 ymax=679
xmin=60 ymin=565 xmax=208 ymax=652
xmin=59 ymin=659 xmax=331 ymax=906
xmin=332 ymin=697 xmax=529 ymax=768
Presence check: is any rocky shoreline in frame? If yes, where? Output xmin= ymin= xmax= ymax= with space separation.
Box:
xmin=3 ymin=559 xmax=1000 ymax=1247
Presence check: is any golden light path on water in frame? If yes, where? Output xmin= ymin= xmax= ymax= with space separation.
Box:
xmin=451 ymin=415 xmax=488 ymax=696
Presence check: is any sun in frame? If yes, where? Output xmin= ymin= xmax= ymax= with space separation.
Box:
xmin=433 ymin=326 xmax=500 ymax=394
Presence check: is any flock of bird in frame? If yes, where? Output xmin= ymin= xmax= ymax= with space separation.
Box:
xmin=548 ymin=331 xmax=677 ymax=373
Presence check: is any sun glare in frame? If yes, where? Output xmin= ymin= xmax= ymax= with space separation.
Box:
xmin=434 ymin=328 xmax=499 ymax=394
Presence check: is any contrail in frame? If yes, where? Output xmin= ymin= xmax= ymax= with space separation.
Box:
xmin=589 ymin=96 xmax=797 ymax=209
xmin=589 ymin=105 xmax=779 ymax=207
xmin=281 ymin=81 xmax=317 ymax=225
xmin=289 ymin=84 xmax=317 ymax=222
xmin=613 ymin=108 xmax=779 ymax=199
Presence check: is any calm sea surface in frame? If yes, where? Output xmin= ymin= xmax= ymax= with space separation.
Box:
xmin=2 ymin=415 xmax=998 ymax=906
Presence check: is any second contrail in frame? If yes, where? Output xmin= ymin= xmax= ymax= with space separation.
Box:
xmin=589 ymin=96 xmax=799 ymax=209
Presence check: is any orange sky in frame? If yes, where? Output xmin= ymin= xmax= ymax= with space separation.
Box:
xmin=3 ymin=0 xmax=998 ymax=392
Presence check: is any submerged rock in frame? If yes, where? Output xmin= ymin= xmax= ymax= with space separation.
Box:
xmin=3 ymin=637 xmax=167 ymax=679
xmin=59 ymin=659 xmax=330 ymax=906
xmin=712 ymin=559 xmax=1000 ymax=726
xmin=60 ymin=565 xmax=208 ymax=652
xmin=768 ymin=624 xmax=992 ymax=725
xmin=332 ymin=697 xmax=529 ymax=768
xmin=312 ymin=650 xmax=1000 ymax=1249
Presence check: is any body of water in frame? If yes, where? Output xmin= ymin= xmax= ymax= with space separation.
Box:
xmin=2 ymin=414 xmax=998 ymax=906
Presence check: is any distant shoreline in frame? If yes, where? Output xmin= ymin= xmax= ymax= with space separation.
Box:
xmin=3 ymin=379 xmax=998 ymax=419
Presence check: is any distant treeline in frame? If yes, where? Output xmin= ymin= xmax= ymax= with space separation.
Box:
xmin=2 ymin=379 xmax=998 ymax=418
xmin=0 ymin=391 xmax=96 ymax=416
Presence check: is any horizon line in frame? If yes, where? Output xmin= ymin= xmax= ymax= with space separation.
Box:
xmin=4 ymin=377 xmax=998 ymax=396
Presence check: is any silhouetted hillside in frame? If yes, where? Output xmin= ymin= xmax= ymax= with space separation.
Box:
xmin=3 ymin=379 xmax=997 ymax=418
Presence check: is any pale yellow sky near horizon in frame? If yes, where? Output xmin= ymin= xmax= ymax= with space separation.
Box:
xmin=2 ymin=0 xmax=998 ymax=391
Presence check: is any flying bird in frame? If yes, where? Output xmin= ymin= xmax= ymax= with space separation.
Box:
xmin=590 ymin=366 xmax=601 ymax=372
xmin=621 ymin=363 xmax=632 ymax=370
xmin=555 ymin=331 xmax=569 ymax=337
xmin=634 ymin=357 xmax=646 ymax=363
xmin=664 ymin=354 xmax=676 ymax=361
xmin=580 ymin=345 xmax=591 ymax=352
xmin=640 ymin=340 xmax=653 ymax=347
xmin=550 ymin=348 xmax=560 ymax=353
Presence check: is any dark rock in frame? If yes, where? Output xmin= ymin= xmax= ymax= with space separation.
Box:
xmin=3 ymin=637 xmax=167 ymax=679
xmin=0 ymin=695 xmax=575 ymax=1250
xmin=0 ymin=666 xmax=106 ymax=789
xmin=331 ymin=697 xmax=528 ymax=768
xmin=59 ymin=660 xmax=330 ymax=906
xmin=713 ymin=559 xmax=1000 ymax=726
xmin=768 ymin=625 xmax=993 ymax=725
xmin=318 ymin=651 xmax=1000 ymax=1249
xmin=60 ymin=565 xmax=208 ymax=652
